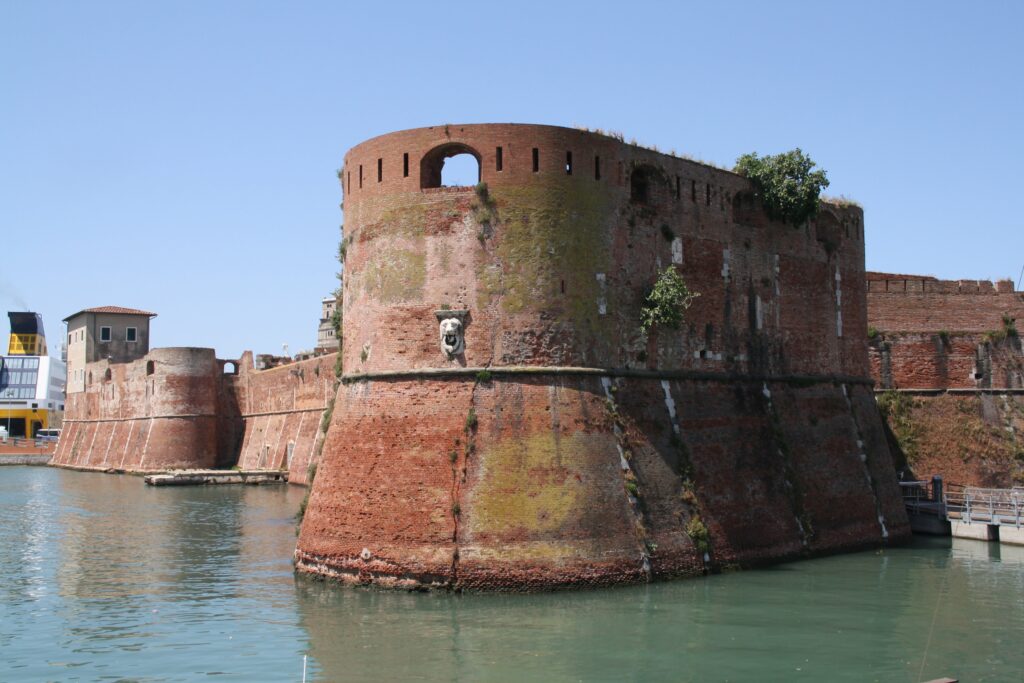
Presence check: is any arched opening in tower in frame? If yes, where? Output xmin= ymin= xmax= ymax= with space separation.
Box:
xmin=420 ymin=144 xmax=482 ymax=188
xmin=441 ymin=154 xmax=479 ymax=187
xmin=630 ymin=164 xmax=668 ymax=206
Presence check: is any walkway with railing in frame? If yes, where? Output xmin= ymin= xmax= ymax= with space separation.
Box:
xmin=901 ymin=477 xmax=1024 ymax=545
xmin=945 ymin=483 xmax=1024 ymax=528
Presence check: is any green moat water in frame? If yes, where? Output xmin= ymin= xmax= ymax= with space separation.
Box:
xmin=1 ymin=467 xmax=1022 ymax=682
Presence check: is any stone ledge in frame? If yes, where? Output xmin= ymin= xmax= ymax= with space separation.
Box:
xmin=341 ymin=366 xmax=874 ymax=386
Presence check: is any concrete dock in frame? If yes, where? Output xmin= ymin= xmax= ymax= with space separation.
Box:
xmin=0 ymin=453 xmax=52 ymax=466
xmin=945 ymin=484 xmax=1024 ymax=547
xmin=144 ymin=469 xmax=288 ymax=486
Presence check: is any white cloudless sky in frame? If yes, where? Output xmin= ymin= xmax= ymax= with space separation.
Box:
xmin=1 ymin=0 xmax=1021 ymax=357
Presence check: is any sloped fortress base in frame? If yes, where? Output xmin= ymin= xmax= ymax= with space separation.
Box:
xmin=296 ymin=374 xmax=907 ymax=590
xmin=296 ymin=123 xmax=909 ymax=590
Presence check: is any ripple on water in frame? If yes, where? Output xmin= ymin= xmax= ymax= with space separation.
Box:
xmin=2 ymin=468 xmax=1024 ymax=682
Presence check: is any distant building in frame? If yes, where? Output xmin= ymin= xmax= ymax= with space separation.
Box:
xmin=316 ymin=295 xmax=339 ymax=353
xmin=1 ymin=312 xmax=66 ymax=438
xmin=63 ymin=306 xmax=156 ymax=394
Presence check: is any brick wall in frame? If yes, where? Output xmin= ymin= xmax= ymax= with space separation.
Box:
xmin=52 ymin=347 xmax=221 ymax=471
xmin=230 ymin=351 xmax=337 ymax=484
xmin=338 ymin=124 xmax=868 ymax=379
xmin=297 ymin=374 xmax=907 ymax=590
xmin=867 ymin=273 xmax=1024 ymax=389
xmin=865 ymin=273 xmax=1024 ymax=487
xmin=296 ymin=123 xmax=907 ymax=590
xmin=52 ymin=348 xmax=338 ymax=482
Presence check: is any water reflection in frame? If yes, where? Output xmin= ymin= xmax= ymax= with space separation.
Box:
xmin=295 ymin=538 xmax=1024 ymax=683
xmin=3 ymin=468 xmax=1024 ymax=682
xmin=0 ymin=468 xmax=308 ymax=681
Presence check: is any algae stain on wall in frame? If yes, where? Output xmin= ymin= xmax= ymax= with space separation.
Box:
xmin=478 ymin=178 xmax=613 ymax=325
xmin=467 ymin=432 xmax=588 ymax=537
xmin=362 ymin=244 xmax=426 ymax=303
xmin=364 ymin=200 xmax=430 ymax=240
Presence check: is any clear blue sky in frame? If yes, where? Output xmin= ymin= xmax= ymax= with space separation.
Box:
xmin=2 ymin=1 xmax=1022 ymax=358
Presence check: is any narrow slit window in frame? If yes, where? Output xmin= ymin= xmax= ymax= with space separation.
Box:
xmin=595 ymin=155 xmax=601 ymax=180
xmin=496 ymin=146 xmax=503 ymax=172
xmin=532 ymin=148 xmax=539 ymax=172
xmin=403 ymin=153 xmax=409 ymax=178
xmin=675 ymin=176 xmax=681 ymax=199
xmin=377 ymin=158 xmax=383 ymax=183
xmin=705 ymin=183 xmax=711 ymax=206
xmin=359 ymin=165 xmax=363 ymax=188
xmin=691 ymin=179 xmax=696 ymax=202
xmin=347 ymin=171 xmax=351 ymax=192
xmin=565 ymin=151 xmax=573 ymax=175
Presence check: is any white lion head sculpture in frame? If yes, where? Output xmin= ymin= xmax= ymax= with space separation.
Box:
xmin=439 ymin=317 xmax=465 ymax=358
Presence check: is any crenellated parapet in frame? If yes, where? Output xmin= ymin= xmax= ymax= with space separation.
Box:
xmin=866 ymin=271 xmax=1024 ymax=390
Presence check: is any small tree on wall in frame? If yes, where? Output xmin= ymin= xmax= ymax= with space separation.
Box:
xmin=733 ymin=149 xmax=829 ymax=226
xmin=333 ymin=228 xmax=345 ymax=377
xmin=640 ymin=267 xmax=700 ymax=334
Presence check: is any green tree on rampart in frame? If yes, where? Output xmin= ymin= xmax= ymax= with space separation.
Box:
xmin=734 ymin=149 xmax=829 ymax=226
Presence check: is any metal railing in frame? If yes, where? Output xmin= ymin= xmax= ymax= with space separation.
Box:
xmin=945 ymin=483 xmax=1024 ymax=528
xmin=900 ymin=476 xmax=947 ymax=516
xmin=0 ymin=436 xmax=54 ymax=449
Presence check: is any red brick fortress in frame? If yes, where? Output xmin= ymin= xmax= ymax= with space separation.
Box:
xmin=295 ymin=123 xmax=910 ymax=590
xmin=52 ymin=350 xmax=337 ymax=484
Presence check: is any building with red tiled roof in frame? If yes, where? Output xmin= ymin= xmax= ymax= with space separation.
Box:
xmin=62 ymin=306 xmax=157 ymax=321
xmin=64 ymin=306 xmax=157 ymax=393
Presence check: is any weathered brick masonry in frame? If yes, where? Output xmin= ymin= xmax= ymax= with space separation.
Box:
xmin=295 ymin=123 xmax=909 ymax=591
xmin=52 ymin=349 xmax=337 ymax=483
xmin=867 ymin=273 xmax=1024 ymax=390
xmin=865 ymin=273 xmax=1024 ymax=486
xmin=229 ymin=351 xmax=337 ymax=485
xmin=53 ymin=348 xmax=222 ymax=471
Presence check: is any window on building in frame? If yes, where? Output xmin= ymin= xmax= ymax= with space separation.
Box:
xmin=100 ymin=326 xmax=112 ymax=342
xmin=126 ymin=327 xmax=137 ymax=342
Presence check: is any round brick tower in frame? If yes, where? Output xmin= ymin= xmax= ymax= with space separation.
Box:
xmin=295 ymin=123 xmax=909 ymax=590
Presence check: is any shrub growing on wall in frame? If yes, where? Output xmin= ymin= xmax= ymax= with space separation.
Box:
xmin=640 ymin=267 xmax=700 ymax=334
xmin=734 ymin=149 xmax=829 ymax=226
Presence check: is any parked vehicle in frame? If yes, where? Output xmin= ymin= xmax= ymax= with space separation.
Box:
xmin=35 ymin=428 xmax=60 ymax=442
xmin=0 ymin=426 xmax=8 ymax=442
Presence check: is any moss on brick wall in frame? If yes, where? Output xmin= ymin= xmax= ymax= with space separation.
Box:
xmin=878 ymin=392 xmax=1024 ymax=487
xmin=361 ymin=245 xmax=426 ymax=303
xmin=481 ymin=177 xmax=612 ymax=326
xmin=468 ymin=431 xmax=587 ymax=538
